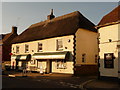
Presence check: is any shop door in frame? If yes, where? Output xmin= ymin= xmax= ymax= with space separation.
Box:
xmin=21 ymin=61 xmax=27 ymax=70
xmin=46 ymin=60 xmax=52 ymax=73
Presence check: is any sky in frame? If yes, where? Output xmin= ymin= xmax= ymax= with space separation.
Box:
xmin=1 ymin=1 xmax=119 ymax=34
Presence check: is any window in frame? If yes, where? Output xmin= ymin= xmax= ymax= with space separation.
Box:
xmin=109 ymin=39 xmax=112 ymax=42
xmin=16 ymin=46 xmax=19 ymax=53
xmin=56 ymin=60 xmax=67 ymax=69
xmin=12 ymin=47 xmax=15 ymax=53
xmin=56 ymin=39 xmax=63 ymax=50
xmin=38 ymin=43 xmax=42 ymax=52
xmin=82 ymin=54 xmax=86 ymax=63
xmin=68 ymin=39 xmax=71 ymax=42
xmin=104 ymin=53 xmax=114 ymax=68
xmin=25 ymin=44 xmax=29 ymax=53
xmin=95 ymin=55 xmax=98 ymax=63
xmin=30 ymin=60 xmax=35 ymax=64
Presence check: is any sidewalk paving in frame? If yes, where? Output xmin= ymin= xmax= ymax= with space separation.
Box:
xmin=3 ymin=70 xmax=73 ymax=77
xmin=84 ymin=79 xmax=120 ymax=89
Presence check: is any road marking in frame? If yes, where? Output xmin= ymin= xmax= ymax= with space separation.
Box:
xmin=59 ymin=81 xmax=80 ymax=88
xmin=79 ymin=79 xmax=95 ymax=90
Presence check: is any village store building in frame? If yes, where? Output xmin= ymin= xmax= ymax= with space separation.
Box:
xmin=97 ymin=5 xmax=120 ymax=79
xmin=0 ymin=26 xmax=18 ymax=68
xmin=11 ymin=10 xmax=98 ymax=75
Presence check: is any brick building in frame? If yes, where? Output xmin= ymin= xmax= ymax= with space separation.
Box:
xmin=0 ymin=26 xmax=18 ymax=66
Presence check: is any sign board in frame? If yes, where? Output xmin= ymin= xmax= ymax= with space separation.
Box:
xmin=104 ymin=53 xmax=114 ymax=68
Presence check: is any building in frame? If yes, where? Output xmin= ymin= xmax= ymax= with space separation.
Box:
xmin=97 ymin=5 xmax=120 ymax=79
xmin=11 ymin=10 xmax=98 ymax=75
xmin=0 ymin=26 xmax=18 ymax=66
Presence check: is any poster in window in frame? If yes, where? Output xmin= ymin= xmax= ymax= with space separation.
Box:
xmin=104 ymin=53 xmax=114 ymax=68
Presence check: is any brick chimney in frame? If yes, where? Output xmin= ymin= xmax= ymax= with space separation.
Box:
xmin=47 ymin=9 xmax=55 ymax=20
xmin=12 ymin=26 xmax=17 ymax=34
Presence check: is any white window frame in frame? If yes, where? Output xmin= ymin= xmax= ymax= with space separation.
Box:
xmin=38 ymin=42 xmax=42 ymax=52
xmin=16 ymin=46 xmax=19 ymax=53
xmin=25 ymin=44 xmax=29 ymax=53
xmin=56 ymin=39 xmax=63 ymax=51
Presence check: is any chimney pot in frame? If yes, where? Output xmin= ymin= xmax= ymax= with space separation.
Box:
xmin=47 ymin=9 xmax=55 ymax=20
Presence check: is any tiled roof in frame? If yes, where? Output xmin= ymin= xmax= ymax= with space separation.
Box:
xmin=98 ymin=5 xmax=120 ymax=27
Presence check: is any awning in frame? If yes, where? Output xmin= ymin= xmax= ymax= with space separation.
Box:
xmin=32 ymin=51 xmax=73 ymax=60
xmin=11 ymin=54 xmax=31 ymax=61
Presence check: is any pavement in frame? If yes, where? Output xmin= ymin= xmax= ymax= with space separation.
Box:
xmin=84 ymin=79 xmax=119 ymax=90
xmin=2 ymin=70 xmax=120 ymax=89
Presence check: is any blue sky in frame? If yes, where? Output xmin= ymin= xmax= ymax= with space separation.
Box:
xmin=1 ymin=2 xmax=119 ymax=34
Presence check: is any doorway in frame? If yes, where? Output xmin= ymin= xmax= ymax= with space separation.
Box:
xmin=21 ymin=61 xmax=27 ymax=70
xmin=46 ymin=60 xmax=52 ymax=73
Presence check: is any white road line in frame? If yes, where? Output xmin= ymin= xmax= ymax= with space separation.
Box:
xmin=79 ymin=79 xmax=95 ymax=90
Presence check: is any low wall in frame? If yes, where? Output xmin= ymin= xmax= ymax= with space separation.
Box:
xmin=74 ymin=64 xmax=98 ymax=76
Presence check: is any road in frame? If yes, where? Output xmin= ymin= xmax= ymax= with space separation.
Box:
xmin=2 ymin=74 xmax=96 ymax=89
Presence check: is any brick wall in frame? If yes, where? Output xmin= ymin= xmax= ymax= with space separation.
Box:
xmin=0 ymin=45 xmax=2 ymax=63
xmin=2 ymin=44 xmax=11 ymax=62
xmin=74 ymin=64 xmax=98 ymax=76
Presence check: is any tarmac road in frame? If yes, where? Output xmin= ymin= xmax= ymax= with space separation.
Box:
xmin=2 ymin=71 xmax=119 ymax=89
xmin=2 ymin=74 xmax=96 ymax=89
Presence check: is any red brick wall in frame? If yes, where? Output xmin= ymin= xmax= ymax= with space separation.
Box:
xmin=0 ymin=45 xmax=2 ymax=63
xmin=74 ymin=64 xmax=98 ymax=76
xmin=2 ymin=44 xmax=11 ymax=62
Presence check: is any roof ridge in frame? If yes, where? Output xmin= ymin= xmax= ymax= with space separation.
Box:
xmin=29 ymin=11 xmax=80 ymax=29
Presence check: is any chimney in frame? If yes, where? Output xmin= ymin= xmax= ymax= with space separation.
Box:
xmin=47 ymin=9 xmax=55 ymax=20
xmin=12 ymin=26 xmax=17 ymax=34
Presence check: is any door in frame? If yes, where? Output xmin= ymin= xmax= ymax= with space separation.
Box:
xmin=16 ymin=60 xmax=18 ymax=70
xmin=46 ymin=60 xmax=52 ymax=73
xmin=21 ymin=61 xmax=27 ymax=70
xmin=39 ymin=61 xmax=43 ymax=73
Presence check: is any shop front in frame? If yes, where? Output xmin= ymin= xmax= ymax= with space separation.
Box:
xmin=32 ymin=51 xmax=74 ymax=74
xmin=11 ymin=54 xmax=31 ymax=70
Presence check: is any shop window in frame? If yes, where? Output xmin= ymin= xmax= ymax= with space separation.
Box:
xmin=38 ymin=43 xmax=42 ymax=52
xmin=56 ymin=60 xmax=67 ymax=69
xmin=82 ymin=54 xmax=86 ymax=63
xmin=30 ymin=60 xmax=35 ymax=64
xmin=25 ymin=44 xmax=29 ymax=53
xmin=16 ymin=46 xmax=19 ymax=53
xmin=56 ymin=39 xmax=63 ymax=50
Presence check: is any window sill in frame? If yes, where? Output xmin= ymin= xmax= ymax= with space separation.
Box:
xmin=25 ymin=51 xmax=29 ymax=53
xmin=56 ymin=49 xmax=63 ymax=51
xmin=38 ymin=50 xmax=43 ymax=52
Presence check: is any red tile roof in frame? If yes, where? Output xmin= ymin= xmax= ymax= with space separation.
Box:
xmin=98 ymin=5 xmax=120 ymax=27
